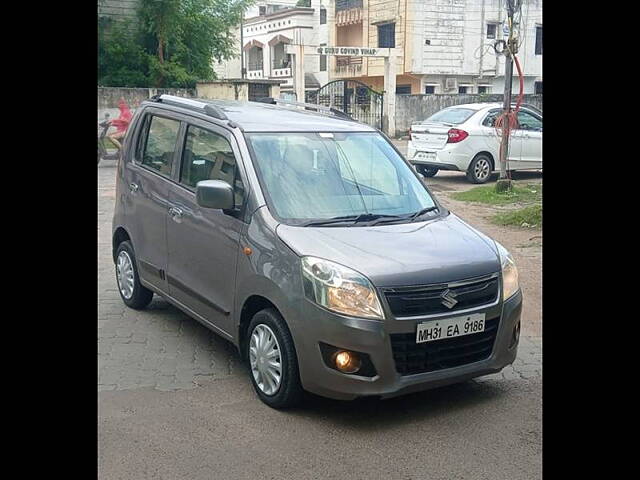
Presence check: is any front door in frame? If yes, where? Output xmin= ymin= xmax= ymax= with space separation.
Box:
xmin=125 ymin=111 xmax=181 ymax=291
xmin=166 ymin=121 xmax=248 ymax=335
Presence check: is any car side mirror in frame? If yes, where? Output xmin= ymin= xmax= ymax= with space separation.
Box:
xmin=195 ymin=180 xmax=234 ymax=210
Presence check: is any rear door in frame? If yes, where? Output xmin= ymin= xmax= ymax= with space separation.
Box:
xmin=516 ymin=109 xmax=543 ymax=169
xmin=479 ymin=108 xmax=522 ymax=170
xmin=166 ymin=120 xmax=249 ymax=335
xmin=124 ymin=109 xmax=181 ymax=291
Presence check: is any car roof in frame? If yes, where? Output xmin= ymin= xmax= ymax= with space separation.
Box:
xmin=143 ymin=97 xmax=377 ymax=133
xmin=441 ymin=103 xmax=503 ymax=111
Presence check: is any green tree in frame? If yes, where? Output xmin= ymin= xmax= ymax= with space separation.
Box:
xmin=98 ymin=18 xmax=151 ymax=87
xmin=98 ymin=0 xmax=253 ymax=88
xmin=138 ymin=0 xmax=253 ymax=87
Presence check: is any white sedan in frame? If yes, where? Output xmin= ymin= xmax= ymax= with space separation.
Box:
xmin=407 ymin=103 xmax=542 ymax=183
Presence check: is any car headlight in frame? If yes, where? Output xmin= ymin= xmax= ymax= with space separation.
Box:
xmin=301 ymin=256 xmax=384 ymax=320
xmin=496 ymin=242 xmax=519 ymax=300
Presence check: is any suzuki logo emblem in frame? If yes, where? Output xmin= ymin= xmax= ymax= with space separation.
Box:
xmin=441 ymin=289 xmax=458 ymax=309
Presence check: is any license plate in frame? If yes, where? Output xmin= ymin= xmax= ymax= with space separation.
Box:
xmin=416 ymin=313 xmax=486 ymax=344
xmin=414 ymin=151 xmax=436 ymax=161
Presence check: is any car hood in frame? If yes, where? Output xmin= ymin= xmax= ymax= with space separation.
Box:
xmin=276 ymin=213 xmax=500 ymax=287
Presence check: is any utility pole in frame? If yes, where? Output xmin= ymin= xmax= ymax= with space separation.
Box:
xmin=496 ymin=0 xmax=516 ymax=192
xmin=240 ymin=11 xmax=245 ymax=79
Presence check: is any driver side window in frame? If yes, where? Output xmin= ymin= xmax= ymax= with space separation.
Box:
xmin=517 ymin=111 xmax=543 ymax=131
xmin=180 ymin=125 xmax=245 ymax=208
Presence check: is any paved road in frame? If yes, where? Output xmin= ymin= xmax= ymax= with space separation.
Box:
xmin=98 ymin=160 xmax=541 ymax=479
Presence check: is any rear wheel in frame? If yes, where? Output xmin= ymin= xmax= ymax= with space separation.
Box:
xmin=115 ymin=241 xmax=153 ymax=310
xmin=246 ymin=308 xmax=303 ymax=409
xmin=415 ymin=165 xmax=439 ymax=178
xmin=466 ymin=154 xmax=493 ymax=184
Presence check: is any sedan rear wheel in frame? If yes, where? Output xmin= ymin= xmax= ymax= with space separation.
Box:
xmin=466 ymin=154 xmax=493 ymax=184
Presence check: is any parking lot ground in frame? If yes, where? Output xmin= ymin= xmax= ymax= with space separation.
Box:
xmin=98 ymin=158 xmax=541 ymax=480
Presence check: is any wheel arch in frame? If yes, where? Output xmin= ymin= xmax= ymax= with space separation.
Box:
xmin=474 ymin=151 xmax=496 ymax=171
xmin=112 ymin=226 xmax=131 ymax=263
xmin=238 ymin=295 xmax=282 ymax=357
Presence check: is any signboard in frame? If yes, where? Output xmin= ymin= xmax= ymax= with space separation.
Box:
xmin=286 ymin=45 xmax=392 ymax=57
xmin=315 ymin=46 xmax=390 ymax=57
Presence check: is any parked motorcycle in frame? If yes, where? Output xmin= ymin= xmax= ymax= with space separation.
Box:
xmin=97 ymin=113 xmax=121 ymax=165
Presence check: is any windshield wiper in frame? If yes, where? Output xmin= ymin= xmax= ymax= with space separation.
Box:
xmin=298 ymin=215 xmax=360 ymax=227
xmin=409 ymin=206 xmax=439 ymax=222
xmin=298 ymin=213 xmax=401 ymax=227
xmin=351 ymin=213 xmax=400 ymax=224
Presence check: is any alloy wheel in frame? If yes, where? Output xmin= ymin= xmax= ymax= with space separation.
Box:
xmin=474 ymin=158 xmax=491 ymax=180
xmin=116 ymin=251 xmax=135 ymax=300
xmin=249 ymin=324 xmax=283 ymax=396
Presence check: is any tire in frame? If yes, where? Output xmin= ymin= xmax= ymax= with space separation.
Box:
xmin=416 ymin=165 xmax=439 ymax=177
xmin=246 ymin=308 xmax=303 ymax=409
xmin=466 ymin=154 xmax=493 ymax=184
xmin=115 ymin=240 xmax=153 ymax=310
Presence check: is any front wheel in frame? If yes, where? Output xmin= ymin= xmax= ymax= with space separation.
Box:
xmin=466 ymin=154 xmax=493 ymax=184
xmin=246 ymin=308 xmax=303 ymax=409
xmin=416 ymin=165 xmax=439 ymax=177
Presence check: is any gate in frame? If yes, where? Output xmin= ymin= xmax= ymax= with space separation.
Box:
xmin=305 ymin=79 xmax=383 ymax=130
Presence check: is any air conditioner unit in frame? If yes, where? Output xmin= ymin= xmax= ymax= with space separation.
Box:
xmin=445 ymin=78 xmax=458 ymax=90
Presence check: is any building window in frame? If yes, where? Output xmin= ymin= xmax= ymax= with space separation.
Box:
xmin=378 ymin=23 xmax=395 ymax=48
xmin=535 ymin=81 xmax=543 ymax=94
xmin=478 ymin=86 xmax=490 ymax=94
xmin=424 ymin=85 xmax=435 ymax=94
xmin=259 ymin=6 xmax=266 ymax=16
xmin=458 ymin=86 xmax=468 ymax=94
xmin=486 ymin=23 xmax=497 ymax=39
xmin=320 ymin=43 xmax=327 ymax=71
xmin=396 ymin=84 xmax=411 ymax=94
xmin=535 ymin=26 xmax=542 ymax=55
xmin=320 ymin=7 xmax=326 ymax=25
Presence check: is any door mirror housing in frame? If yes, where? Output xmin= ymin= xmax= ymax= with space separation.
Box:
xmin=195 ymin=180 xmax=234 ymax=210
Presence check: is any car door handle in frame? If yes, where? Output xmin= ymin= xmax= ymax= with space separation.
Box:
xmin=168 ymin=206 xmax=183 ymax=222
xmin=129 ymin=182 xmax=139 ymax=193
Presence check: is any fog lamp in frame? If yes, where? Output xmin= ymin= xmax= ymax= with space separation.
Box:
xmin=333 ymin=350 xmax=361 ymax=374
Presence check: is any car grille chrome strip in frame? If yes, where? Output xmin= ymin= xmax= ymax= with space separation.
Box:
xmin=380 ymin=272 xmax=500 ymax=319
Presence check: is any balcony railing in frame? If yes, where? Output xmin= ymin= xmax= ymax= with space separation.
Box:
xmin=247 ymin=61 xmax=264 ymax=79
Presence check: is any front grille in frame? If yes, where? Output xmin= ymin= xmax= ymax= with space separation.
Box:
xmin=382 ymin=274 xmax=499 ymax=317
xmin=390 ymin=316 xmax=500 ymax=375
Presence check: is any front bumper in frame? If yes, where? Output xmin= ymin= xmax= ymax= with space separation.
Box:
xmin=293 ymin=290 xmax=522 ymax=400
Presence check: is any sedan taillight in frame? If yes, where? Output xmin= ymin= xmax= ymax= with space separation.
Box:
xmin=447 ymin=128 xmax=469 ymax=143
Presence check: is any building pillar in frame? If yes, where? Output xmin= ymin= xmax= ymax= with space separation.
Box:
xmin=383 ymin=49 xmax=397 ymax=137
xmin=294 ymin=44 xmax=305 ymax=102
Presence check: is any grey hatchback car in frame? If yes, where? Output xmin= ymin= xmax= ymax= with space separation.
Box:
xmin=112 ymin=95 xmax=522 ymax=408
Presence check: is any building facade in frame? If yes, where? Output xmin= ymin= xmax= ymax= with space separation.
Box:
xmin=213 ymin=1 xmax=331 ymax=98
xmin=328 ymin=0 xmax=542 ymax=95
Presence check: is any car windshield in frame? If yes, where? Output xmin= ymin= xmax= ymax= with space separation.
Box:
xmin=425 ymin=108 xmax=476 ymax=125
xmin=247 ymin=132 xmax=437 ymax=225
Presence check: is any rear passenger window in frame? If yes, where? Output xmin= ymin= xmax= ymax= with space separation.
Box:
xmin=482 ymin=110 xmax=500 ymax=127
xmin=139 ymin=116 xmax=180 ymax=175
xmin=180 ymin=126 xmax=245 ymax=207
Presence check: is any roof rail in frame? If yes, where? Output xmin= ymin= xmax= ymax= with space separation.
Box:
xmin=150 ymin=94 xmax=229 ymax=121
xmin=255 ymin=97 xmax=354 ymax=122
